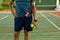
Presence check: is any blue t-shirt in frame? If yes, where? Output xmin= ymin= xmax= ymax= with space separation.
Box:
xmin=15 ymin=0 xmax=35 ymax=17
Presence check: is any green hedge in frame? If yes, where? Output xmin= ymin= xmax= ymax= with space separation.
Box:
xmin=36 ymin=0 xmax=56 ymax=10
xmin=59 ymin=1 xmax=60 ymax=4
xmin=0 ymin=2 xmax=16 ymax=10
xmin=0 ymin=6 xmax=3 ymax=10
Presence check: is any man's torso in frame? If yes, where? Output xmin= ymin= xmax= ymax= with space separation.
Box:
xmin=15 ymin=0 xmax=32 ymax=17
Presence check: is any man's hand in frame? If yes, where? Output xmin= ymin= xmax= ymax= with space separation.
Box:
xmin=33 ymin=21 xmax=37 ymax=26
xmin=11 ymin=9 xmax=18 ymax=17
xmin=32 ymin=19 xmax=37 ymax=28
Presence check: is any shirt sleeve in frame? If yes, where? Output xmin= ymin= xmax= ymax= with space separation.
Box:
xmin=31 ymin=0 xmax=35 ymax=2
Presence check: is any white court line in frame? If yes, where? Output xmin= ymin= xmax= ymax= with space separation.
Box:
xmin=39 ymin=12 xmax=60 ymax=30
xmin=0 ymin=16 xmax=9 ymax=21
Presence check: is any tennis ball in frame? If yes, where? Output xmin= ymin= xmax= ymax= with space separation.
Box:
xmin=34 ymin=26 xmax=36 ymax=29
xmin=31 ymin=24 xmax=34 ymax=27
xmin=31 ymin=24 xmax=37 ymax=29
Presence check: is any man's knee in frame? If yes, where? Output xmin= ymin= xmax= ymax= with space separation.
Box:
xmin=24 ymin=30 xmax=29 ymax=36
xmin=14 ymin=32 xmax=20 ymax=38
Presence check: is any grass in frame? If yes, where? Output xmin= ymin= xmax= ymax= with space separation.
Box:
xmin=0 ymin=12 xmax=60 ymax=40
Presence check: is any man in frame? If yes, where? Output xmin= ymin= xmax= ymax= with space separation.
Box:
xmin=9 ymin=0 xmax=37 ymax=40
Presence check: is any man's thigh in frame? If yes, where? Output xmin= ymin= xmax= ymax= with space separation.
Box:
xmin=24 ymin=16 xmax=33 ymax=31
xmin=14 ymin=17 xmax=25 ymax=32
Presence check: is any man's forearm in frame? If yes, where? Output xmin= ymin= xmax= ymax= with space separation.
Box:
xmin=9 ymin=2 xmax=14 ymax=13
xmin=32 ymin=7 xmax=37 ymax=20
xmin=9 ymin=0 xmax=17 ymax=17
xmin=9 ymin=1 xmax=14 ymax=14
xmin=31 ymin=2 xmax=37 ymax=20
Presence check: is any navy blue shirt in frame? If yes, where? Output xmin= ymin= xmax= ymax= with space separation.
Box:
xmin=15 ymin=0 xmax=35 ymax=17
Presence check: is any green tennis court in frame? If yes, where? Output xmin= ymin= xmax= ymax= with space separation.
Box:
xmin=0 ymin=12 xmax=60 ymax=40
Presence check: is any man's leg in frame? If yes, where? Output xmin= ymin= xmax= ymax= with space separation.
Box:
xmin=14 ymin=32 xmax=20 ymax=40
xmin=24 ymin=16 xmax=32 ymax=40
xmin=14 ymin=17 xmax=23 ymax=40
xmin=24 ymin=30 xmax=29 ymax=40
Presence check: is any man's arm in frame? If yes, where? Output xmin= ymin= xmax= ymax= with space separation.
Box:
xmin=31 ymin=2 xmax=37 ymax=21
xmin=9 ymin=0 xmax=18 ymax=17
xmin=31 ymin=1 xmax=37 ymax=26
